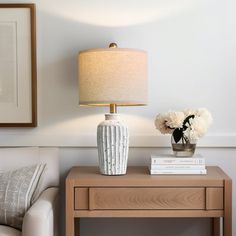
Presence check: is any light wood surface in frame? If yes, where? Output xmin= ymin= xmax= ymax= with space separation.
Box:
xmin=74 ymin=188 xmax=89 ymax=210
xmin=66 ymin=166 xmax=232 ymax=236
xmin=67 ymin=166 xmax=225 ymax=187
xmin=224 ymin=178 xmax=232 ymax=236
xmin=66 ymin=179 xmax=75 ymax=236
xmin=74 ymin=209 xmax=224 ymax=218
xmin=89 ymin=187 xmax=205 ymax=210
xmin=206 ymin=188 xmax=224 ymax=210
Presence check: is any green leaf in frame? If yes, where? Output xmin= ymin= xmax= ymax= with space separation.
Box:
xmin=183 ymin=115 xmax=195 ymax=130
xmin=173 ymin=128 xmax=183 ymax=143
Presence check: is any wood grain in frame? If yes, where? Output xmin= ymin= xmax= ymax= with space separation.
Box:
xmin=224 ymin=178 xmax=232 ymax=236
xmin=74 ymin=188 xmax=89 ymax=210
xmin=206 ymin=188 xmax=223 ymax=210
xmin=89 ymin=187 xmax=205 ymax=210
xmin=66 ymin=166 xmax=232 ymax=236
xmin=66 ymin=179 xmax=75 ymax=236
xmin=74 ymin=209 xmax=224 ymax=218
xmin=30 ymin=3 xmax=37 ymax=127
xmin=67 ymin=166 xmax=225 ymax=187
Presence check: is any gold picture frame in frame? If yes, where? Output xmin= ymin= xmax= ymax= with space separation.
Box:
xmin=0 ymin=4 xmax=37 ymax=127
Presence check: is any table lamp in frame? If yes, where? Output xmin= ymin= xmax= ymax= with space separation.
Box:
xmin=78 ymin=43 xmax=147 ymax=175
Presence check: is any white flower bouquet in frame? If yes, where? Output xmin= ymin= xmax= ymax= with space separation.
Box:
xmin=155 ymin=108 xmax=212 ymax=144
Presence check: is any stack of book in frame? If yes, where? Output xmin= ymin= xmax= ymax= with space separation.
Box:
xmin=149 ymin=154 xmax=207 ymax=175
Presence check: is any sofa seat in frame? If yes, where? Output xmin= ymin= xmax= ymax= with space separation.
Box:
xmin=0 ymin=225 xmax=21 ymax=236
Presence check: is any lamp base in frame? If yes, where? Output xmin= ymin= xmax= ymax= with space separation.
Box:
xmin=97 ymin=113 xmax=129 ymax=175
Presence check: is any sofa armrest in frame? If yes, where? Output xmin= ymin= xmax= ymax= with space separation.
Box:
xmin=22 ymin=187 xmax=59 ymax=236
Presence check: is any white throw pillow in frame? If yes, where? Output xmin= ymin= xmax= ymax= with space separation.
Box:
xmin=0 ymin=164 xmax=45 ymax=229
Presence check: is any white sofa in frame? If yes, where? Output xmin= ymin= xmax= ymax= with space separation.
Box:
xmin=0 ymin=147 xmax=59 ymax=236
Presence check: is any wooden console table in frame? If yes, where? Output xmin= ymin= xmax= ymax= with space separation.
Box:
xmin=66 ymin=166 xmax=232 ymax=236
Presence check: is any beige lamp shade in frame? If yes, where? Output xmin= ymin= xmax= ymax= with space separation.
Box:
xmin=78 ymin=47 xmax=148 ymax=106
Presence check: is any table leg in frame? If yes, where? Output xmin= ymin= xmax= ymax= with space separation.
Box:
xmin=75 ymin=219 xmax=80 ymax=236
xmin=66 ymin=180 xmax=75 ymax=236
xmin=66 ymin=216 xmax=75 ymax=236
xmin=212 ymin=218 xmax=220 ymax=236
xmin=223 ymin=178 xmax=232 ymax=236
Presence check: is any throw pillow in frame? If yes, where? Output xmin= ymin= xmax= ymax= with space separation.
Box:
xmin=0 ymin=164 xmax=45 ymax=229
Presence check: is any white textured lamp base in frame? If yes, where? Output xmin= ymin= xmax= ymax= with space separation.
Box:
xmin=97 ymin=113 xmax=129 ymax=175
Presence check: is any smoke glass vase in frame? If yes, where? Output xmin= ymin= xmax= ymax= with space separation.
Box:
xmin=171 ymin=134 xmax=196 ymax=157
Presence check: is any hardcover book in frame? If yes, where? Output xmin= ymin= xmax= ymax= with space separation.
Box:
xmin=151 ymin=154 xmax=205 ymax=165
xmin=150 ymin=164 xmax=205 ymax=170
xmin=149 ymin=168 xmax=207 ymax=175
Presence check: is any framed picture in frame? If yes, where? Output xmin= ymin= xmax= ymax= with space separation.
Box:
xmin=0 ymin=4 xmax=37 ymax=127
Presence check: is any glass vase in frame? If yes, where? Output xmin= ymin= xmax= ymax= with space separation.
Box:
xmin=171 ymin=134 xmax=196 ymax=157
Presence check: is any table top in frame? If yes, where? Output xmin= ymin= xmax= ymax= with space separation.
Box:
xmin=66 ymin=166 xmax=230 ymax=187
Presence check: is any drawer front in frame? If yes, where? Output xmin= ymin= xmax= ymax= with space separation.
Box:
xmin=89 ymin=188 xmax=205 ymax=210
xmin=206 ymin=187 xmax=224 ymax=210
xmin=74 ymin=188 xmax=89 ymax=210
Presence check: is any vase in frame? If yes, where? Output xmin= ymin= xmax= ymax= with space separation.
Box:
xmin=97 ymin=113 xmax=129 ymax=175
xmin=171 ymin=134 xmax=196 ymax=157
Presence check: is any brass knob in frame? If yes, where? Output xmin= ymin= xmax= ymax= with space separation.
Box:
xmin=109 ymin=43 xmax=118 ymax=48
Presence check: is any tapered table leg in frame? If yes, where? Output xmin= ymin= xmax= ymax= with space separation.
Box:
xmin=212 ymin=218 xmax=220 ymax=236
xmin=66 ymin=180 xmax=75 ymax=236
xmin=223 ymin=178 xmax=232 ymax=236
xmin=75 ymin=219 xmax=80 ymax=236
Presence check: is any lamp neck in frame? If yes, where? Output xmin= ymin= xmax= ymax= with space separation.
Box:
xmin=105 ymin=113 xmax=120 ymax=120
xmin=109 ymin=104 xmax=117 ymax=113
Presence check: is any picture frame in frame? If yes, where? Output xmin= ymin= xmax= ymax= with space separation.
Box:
xmin=0 ymin=4 xmax=37 ymax=127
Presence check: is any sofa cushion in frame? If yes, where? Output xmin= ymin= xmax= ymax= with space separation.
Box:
xmin=0 ymin=164 xmax=45 ymax=229
xmin=0 ymin=147 xmax=59 ymax=202
xmin=0 ymin=225 xmax=21 ymax=236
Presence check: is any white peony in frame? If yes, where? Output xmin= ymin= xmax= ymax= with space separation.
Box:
xmin=154 ymin=113 xmax=173 ymax=134
xmin=184 ymin=117 xmax=208 ymax=140
xmin=195 ymin=108 xmax=213 ymax=127
xmin=155 ymin=108 xmax=212 ymax=141
xmin=165 ymin=111 xmax=185 ymax=129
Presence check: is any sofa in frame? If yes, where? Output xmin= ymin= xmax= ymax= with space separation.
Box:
xmin=0 ymin=147 xmax=59 ymax=236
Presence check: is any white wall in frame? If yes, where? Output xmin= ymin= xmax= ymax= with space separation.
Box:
xmin=0 ymin=0 xmax=235 ymax=235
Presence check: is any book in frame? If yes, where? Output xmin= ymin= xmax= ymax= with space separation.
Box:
xmin=149 ymin=168 xmax=207 ymax=175
xmin=150 ymin=164 xmax=205 ymax=170
xmin=151 ymin=155 xmax=205 ymax=165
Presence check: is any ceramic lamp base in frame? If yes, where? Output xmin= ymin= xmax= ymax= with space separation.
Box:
xmin=97 ymin=113 xmax=129 ymax=175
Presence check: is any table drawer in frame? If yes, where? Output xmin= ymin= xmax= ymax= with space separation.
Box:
xmin=74 ymin=188 xmax=89 ymax=210
xmin=88 ymin=187 xmax=205 ymax=210
xmin=206 ymin=187 xmax=224 ymax=210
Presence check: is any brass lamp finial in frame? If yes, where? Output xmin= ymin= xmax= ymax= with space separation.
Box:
xmin=110 ymin=104 xmax=117 ymax=113
xmin=109 ymin=42 xmax=118 ymax=48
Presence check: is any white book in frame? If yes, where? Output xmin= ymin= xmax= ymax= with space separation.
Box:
xmin=150 ymin=164 xmax=205 ymax=170
xmin=149 ymin=168 xmax=207 ymax=175
xmin=151 ymin=155 xmax=205 ymax=165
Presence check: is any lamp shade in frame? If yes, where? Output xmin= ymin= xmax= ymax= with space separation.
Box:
xmin=78 ymin=47 xmax=147 ymax=106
